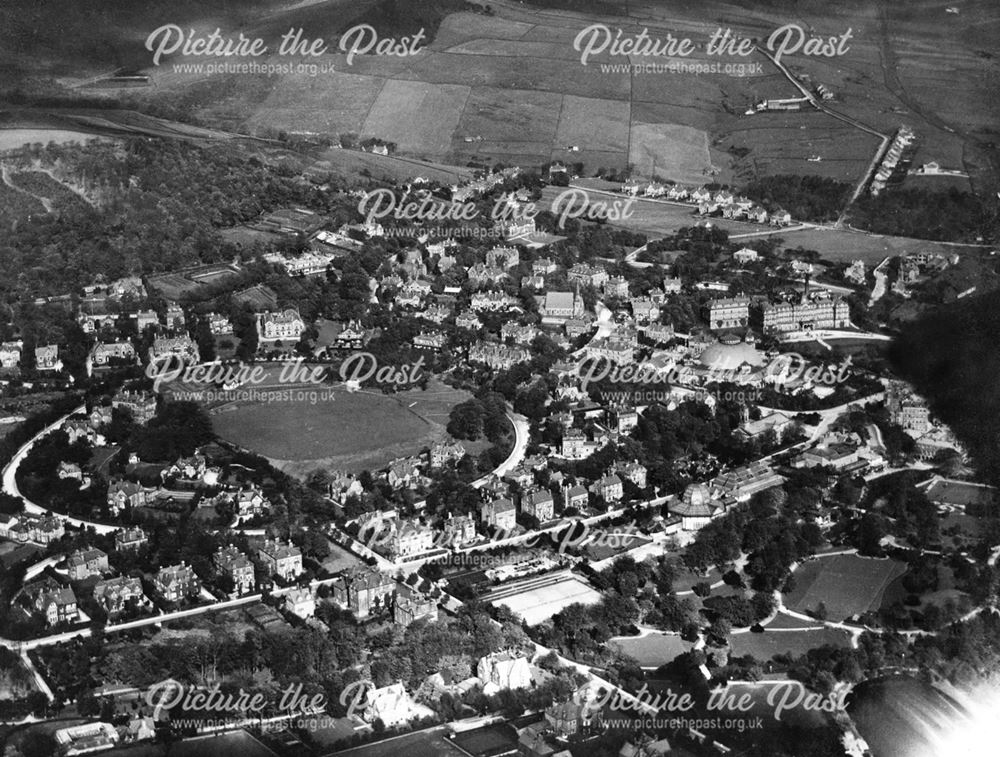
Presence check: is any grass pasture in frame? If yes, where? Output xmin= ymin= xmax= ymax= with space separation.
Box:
xmin=629 ymin=123 xmax=714 ymax=186
xmin=555 ymin=95 xmax=629 ymax=155
xmin=785 ymin=554 xmax=907 ymax=622
xmin=2 ymin=0 xmax=996 ymax=197
xmin=452 ymin=86 xmax=561 ymax=156
xmin=243 ymin=70 xmax=387 ymax=137
xmin=362 ymin=79 xmax=470 ymax=157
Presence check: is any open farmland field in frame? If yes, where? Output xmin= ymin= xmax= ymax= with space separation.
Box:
xmin=2 ymin=0 xmax=996 ymax=195
xmin=729 ymin=627 xmax=852 ymax=660
xmin=243 ymin=70 xmax=387 ymax=137
xmin=610 ymin=632 xmax=693 ymax=668
xmin=785 ymin=554 xmax=907 ymax=621
xmin=629 ymin=123 xmax=714 ymax=186
xmin=555 ymin=95 xmax=630 ymax=154
xmin=724 ymin=117 xmax=882 ymax=184
xmin=451 ymin=86 xmax=562 ymax=159
xmin=362 ymin=79 xmax=470 ymax=155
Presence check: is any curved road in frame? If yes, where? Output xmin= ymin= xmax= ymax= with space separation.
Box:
xmin=472 ymin=411 xmax=530 ymax=488
xmin=0 ymin=405 xmax=119 ymax=534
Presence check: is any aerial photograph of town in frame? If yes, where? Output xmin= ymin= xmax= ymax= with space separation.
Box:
xmin=0 ymin=0 xmax=996 ymax=755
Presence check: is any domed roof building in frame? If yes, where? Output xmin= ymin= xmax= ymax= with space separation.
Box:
xmin=698 ymin=332 xmax=765 ymax=373
xmin=671 ymin=482 xmax=721 ymax=531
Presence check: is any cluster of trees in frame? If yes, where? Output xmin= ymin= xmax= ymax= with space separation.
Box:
xmin=535 ymin=595 xmax=641 ymax=667
xmin=743 ymin=174 xmax=852 ymax=223
xmin=890 ymin=289 xmax=1000 ymax=486
xmin=0 ymin=648 xmax=48 ymax=720
xmin=684 ymin=487 xmax=824 ymax=593
xmin=446 ymin=391 xmax=510 ymax=444
xmin=0 ymin=140 xmax=354 ymax=301
xmin=861 ymin=471 xmax=940 ymax=550
xmin=35 ymin=600 xmax=577 ymax=738
xmin=850 ymin=187 xmax=998 ymax=242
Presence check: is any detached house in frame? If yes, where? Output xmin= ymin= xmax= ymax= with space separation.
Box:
xmin=616 ymin=460 xmax=648 ymax=488
xmin=35 ymin=345 xmax=62 ymax=372
xmin=331 ymin=567 xmax=395 ymax=618
xmin=148 ymin=336 xmax=200 ymax=364
xmin=91 ymin=341 xmax=136 ymax=367
xmin=590 ymin=473 xmax=624 ymax=503
xmin=34 ymin=585 xmax=79 ymax=626
xmin=430 ymin=440 xmax=466 ymax=468
xmin=107 ymin=479 xmax=148 ymax=516
xmin=562 ymin=483 xmax=589 ymax=511
xmin=393 ymin=584 xmax=438 ymax=626
xmin=522 ymin=488 xmax=555 ymax=523
xmin=284 ymin=587 xmax=316 ymax=619
xmin=481 ymin=498 xmax=517 ymax=532
xmin=154 ymin=563 xmax=200 ymax=604
xmin=234 ymin=486 xmax=271 ymax=519
xmin=115 ymin=527 xmax=148 ymax=552
xmin=257 ymin=539 xmax=303 ymax=581
xmin=66 ymin=548 xmax=109 ymax=581
xmin=93 ymin=576 xmax=148 ymax=618
xmin=477 ymin=652 xmax=533 ymax=695
xmin=442 ymin=514 xmax=478 ymax=546
xmin=0 ymin=341 xmax=22 ymax=369
xmin=257 ymin=309 xmax=305 ymax=344
xmin=214 ymin=545 xmax=256 ymax=595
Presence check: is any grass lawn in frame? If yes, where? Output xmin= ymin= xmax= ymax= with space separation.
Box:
xmin=210 ymin=378 xmax=477 ymax=476
xmin=319 ymin=540 xmax=365 ymax=574
xmin=671 ymin=562 xmax=723 ymax=593
xmin=334 ymin=727 xmax=466 ymax=757
xmin=785 ymin=554 xmax=907 ymax=621
xmin=729 ymin=627 xmax=852 ymax=661
xmin=450 ymin=723 xmax=519 ymax=757
xmin=764 ymin=613 xmax=827 ymax=630
xmin=610 ymin=632 xmax=693 ymax=668
xmin=167 ymin=731 xmax=277 ymax=757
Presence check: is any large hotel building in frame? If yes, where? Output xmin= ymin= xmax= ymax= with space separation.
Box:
xmin=760 ymin=292 xmax=850 ymax=333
